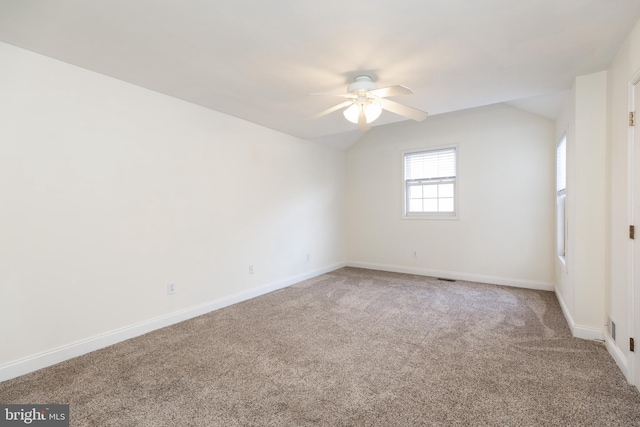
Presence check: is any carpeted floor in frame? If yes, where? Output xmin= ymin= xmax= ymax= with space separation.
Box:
xmin=2 ymin=267 xmax=640 ymax=426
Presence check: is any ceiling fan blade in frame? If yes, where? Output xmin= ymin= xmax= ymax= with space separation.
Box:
xmin=380 ymin=98 xmax=428 ymax=122
xmin=357 ymin=109 xmax=370 ymax=131
xmin=308 ymin=100 xmax=354 ymax=120
xmin=368 ymin=85 xmax=414 ymax=98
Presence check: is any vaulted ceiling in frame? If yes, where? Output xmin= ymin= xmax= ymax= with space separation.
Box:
xmin=1 ymin=0 xmax=639 ymax=149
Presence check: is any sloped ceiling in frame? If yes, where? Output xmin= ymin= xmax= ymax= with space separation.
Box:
xmin=1 ymin=0 xmax=639 ymax=149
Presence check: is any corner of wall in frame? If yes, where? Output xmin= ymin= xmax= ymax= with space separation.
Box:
xmin=554 ymin=284 xmax=604 ymax=341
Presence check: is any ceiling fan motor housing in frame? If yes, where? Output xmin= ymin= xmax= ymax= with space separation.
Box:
xmin=347 ymin=75 xmax=377 ymax=93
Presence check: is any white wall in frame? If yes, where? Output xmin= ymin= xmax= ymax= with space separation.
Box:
xmin=346 ymin=104 xmax=555 ymax=289
xmin=606 ymin=15 xmax=640 ymax=381
xmin=555 ymin=72 xmax=608 ymax=341
xmin=574 ymin=72 xmax=608 ymax=333
xmin=0 ymin=42 xmax=346 ymax=379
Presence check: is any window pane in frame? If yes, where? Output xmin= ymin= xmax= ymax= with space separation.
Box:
xmin=423 ymin=184 xmax=438 ymax=198
xmin=439 ymin=198 xmax=454 ymax=212
xmin=424 ymin=199 xmax=438 ymax=212
xmin=439 ymin=183 xmax=454 ymax=198
xmin=409 ymin=185 xmax=422 ymax=198
xmin=409 ymin=199 xmax=423 ymax=212
xmin=557 ymin=193 xmax=566 ymax=257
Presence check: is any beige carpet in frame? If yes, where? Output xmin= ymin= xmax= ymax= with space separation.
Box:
xmin=2 ymin=267 xmax=640 ymax=426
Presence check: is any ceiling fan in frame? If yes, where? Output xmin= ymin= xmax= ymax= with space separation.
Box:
xmin=309 ymin=75 xmax=428 ymax=131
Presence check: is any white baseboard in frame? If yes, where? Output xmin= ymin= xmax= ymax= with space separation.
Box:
xmin=572 ymin=324 xmax=606 ymax=341
xmin=0 ymin=262 xmax=345 ymax=383
xmin=604 ymin=333 xmax=628 ymax=378
xmin=554 ymin=285 xmax=604 ymax=341
xmin=346 ymin=261 xmax=555 ymax=291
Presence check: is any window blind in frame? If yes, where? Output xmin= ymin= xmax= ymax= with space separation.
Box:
xmin=405 ymin=148 xmax=456 ymax=181
xmin=557 ymin=137 xmax=566 ymax=192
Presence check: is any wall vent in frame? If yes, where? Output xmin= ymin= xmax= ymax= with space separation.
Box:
xmin=608 ymin=317 xmax=616 ymax=341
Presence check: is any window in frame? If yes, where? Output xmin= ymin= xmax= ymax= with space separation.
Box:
xmin=556 ymin=136 xmax=567 ymax=261
xmin=403 ymin=147 xmax=457 ymax=218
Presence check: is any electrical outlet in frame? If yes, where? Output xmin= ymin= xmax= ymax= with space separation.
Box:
xmin=306 ymin=253 xmax=311 ymax=262
xmin=412 ymin=251 xmax=417 ymax=258
xmin=167 ymin=283 xmax=176 ymax=295
xmin=249 ymin=265 xmax=254 ymax=275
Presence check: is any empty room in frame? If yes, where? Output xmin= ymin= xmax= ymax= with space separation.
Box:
xmin=3 ymin=1 xmax=640 ymax=425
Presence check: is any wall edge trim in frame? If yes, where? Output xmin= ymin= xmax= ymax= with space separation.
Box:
xmin=346 ymin=261 xmax=554 ymax=291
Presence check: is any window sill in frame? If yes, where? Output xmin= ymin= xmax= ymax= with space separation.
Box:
xmin=557 ymin=255 xmax=566 ymax=269
xmin=403 ymin=213 xmax=459 ymax=221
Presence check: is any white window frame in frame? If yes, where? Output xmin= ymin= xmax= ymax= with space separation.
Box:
xmin=556 ymin=135 xmax=567 ymax=265
xmin=402 ymin=146 xmax=458 ymax=220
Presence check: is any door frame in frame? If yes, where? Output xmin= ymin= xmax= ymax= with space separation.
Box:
xmin=629 ymin=69 xmax=640 ymax=388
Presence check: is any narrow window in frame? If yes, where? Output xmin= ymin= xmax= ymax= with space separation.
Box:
xmin=557 ymin=136 xmax=567 ymax=261
xmin=404 ymin=147 xmax=457 ymax=218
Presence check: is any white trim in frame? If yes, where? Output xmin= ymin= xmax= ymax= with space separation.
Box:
xmin=605 ymin=332 xmax=628 ymax=378
xmin=572 ymin=325 xmax=604 ymax=341
xmin=554 ymin=285 xmax=604 ymax=341
xmin=627 ymin=70 xmax=640 ymax=386
xmin=0 ymin=262 xmax=345 ymax=383
xmin=401 ymin=144 xmax=460 ymax=220
xmin=346 ymin=261 xmax=554 ymax=291
xmin=402 ymin=214 xmax=460 ymax=221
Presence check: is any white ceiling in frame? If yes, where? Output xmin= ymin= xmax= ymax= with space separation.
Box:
xmin=1 ymin=0 xmax=639 ymax=149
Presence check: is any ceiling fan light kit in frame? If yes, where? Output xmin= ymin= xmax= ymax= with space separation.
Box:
xmin=343 ymin=99 xmax=382 ymax=124
xmin=310 ymin=75 xmax=428 ymax=130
